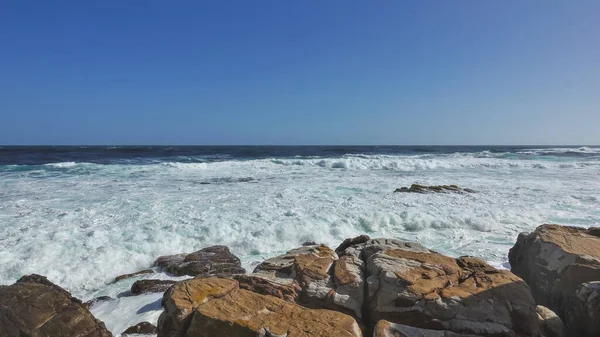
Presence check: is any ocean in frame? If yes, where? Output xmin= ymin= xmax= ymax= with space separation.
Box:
xmin=1 ymin=145 xmax=599 ymax=334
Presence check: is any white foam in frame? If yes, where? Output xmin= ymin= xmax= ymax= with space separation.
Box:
xmin=1 ymin=153 xmax=599 ymax=330
xmin=89 ymin=293 xmax=163 ymax=336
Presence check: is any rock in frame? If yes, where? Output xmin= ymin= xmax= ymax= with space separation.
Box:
xmin=252 ymin=244 xmax=364 ymax=320
xmin=335 ymin=234 xmax=371 ymax=255
xmin=0 ymin=274 xmax=112 ymax=337
xmin=122 ymin=321 xmax=157 ymax=335
xmin=84 ymin=295 xmax=114 ymax=309
xmin=373 ymin=320 xmax=481 ymax=337
xmin=158 ymin=277 xmax=239 ymax=337
xmin=394 ymin=184 xmax=475 ymax=194
xmin=536 ymin=306 xmax=565 ymax=337
xmin=131 ymin=279 xmax=177 ymax=295
xmin=564 ymin=282 xmax=600 ymax=337
xmin=508 ymin=224 xmax=600 ymax=318
xmin=113 ymin=269 xmax=154 ymax=283
xmin=181 ymin=279 xmax=362 ymax=337
xmin=234 ymin=274 xmax=300 ymax=303
xmin=302 ymin=240 xmax=318 ymax=246
xmin=154 ymin=245 xmax=245 ymax=277
xmin=364 ymin=244 xmax=539 ymax=336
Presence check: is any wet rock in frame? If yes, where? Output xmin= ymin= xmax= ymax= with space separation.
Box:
xmin=508 ymin=224 xmax=600 ymax=318
xmin=122 ymin=321 xmax=157 ymax=335
xmin=0 ymin=274 xmax=112 ymax=337
xmin=374 ymin=320 xmax=481 ymax=337
xmin=564 ymin=282 xmax=600 ymax=337
xmin=158 ymin=277 xmax=239 ymax=337
xmin=130 ymin=279 xmax=177 ymax=295
xmin=159 ymin=277 xmax=363 ymax=337
xmin=154 ymin=245 xmax=245 ymax=277
xmin=84 ymin=295 xmax=114 ymax=309
xmin=394 ymin=184 xmax=475 ymax=194
xmin=302 ymin=240 xmax=318 ymax=246
xmin=364 ymin=243 xmax=539 ymax=336
xmin=113 ymin=269 xmax=154 ymax=283
xmin=536 ymin=305 xmax=565 ymax=337
xmin=335 ymin=234 xmax=371 ymax=255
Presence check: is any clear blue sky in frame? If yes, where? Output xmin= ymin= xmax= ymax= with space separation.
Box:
xmin=1 ymin=1 xmax=599 ymax=145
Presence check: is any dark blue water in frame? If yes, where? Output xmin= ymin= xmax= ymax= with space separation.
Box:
xmin=0 ymin=145 xmax=598 ymax=165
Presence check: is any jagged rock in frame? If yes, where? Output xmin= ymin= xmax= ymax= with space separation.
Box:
xmin=394 ymin=184 xmax=475 ymax=194
xmin=0 ymin=274 xmax=112 ymax=337
xmin=154 ymin=245 xmax=245 ymax=277
xmin=234 ymin=274 xmax=300 ymax=303
xmin=302 ymin=240 xmax=318 ymax=246
xmin=536 ymin=306 xmax=565 ymax=337
xmin=564 ymin=282 xmax=600 ymax=337
xmin=84 ymin=295 xmax=114 ymax=309
xmin=360 ymin=240 xmax=539 ymax=336
xmin=130 ymin=279 xmax=177 ymax=295
xmin=373 ymin=320 xmax=482 ymax=337
xmin=113 ymin=269 xmax=154 ymax=283
xmin=157 ymin=277 xmax=239 ymax=337
xmin=122 ymin=321 xmax=157 ymax=335
xmin=508 ymin=224 xmax=600 ymax=318
xmin=180 ymin=279 xmax=362 ymax=337
xmin=335 ymin=234 xmax=371 ymax=255
xmin=252 ymin=244 xmax=364 ymax=320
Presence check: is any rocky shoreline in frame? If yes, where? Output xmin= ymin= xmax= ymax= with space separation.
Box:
xmin=1 ymin=224 xmax=599 ymax=337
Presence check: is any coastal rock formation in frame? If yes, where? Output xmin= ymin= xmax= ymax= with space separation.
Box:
xmin=113 ymin=269 xmax=154 ymax=283
xmin=536 ymin=306 xmax=565 ymax=337
xmin=158 ymin=277 xmax=239 ymax=337
xmin=154 ymin=245 xmax=245 ymax=277
xmin=157 ymin=277 xmax=361 ymax=337
xmin=373 ymin=320 xmax=481 ymax=337
xmin=564 ymin=282 xmax=600 ymax=337
xmin=352 ymin=239 xmax=539 ymax=336
xmin=394 ymin=184 xmax=475 ymax=194
xmin=84 ymin=295 xmax=113 ymax=309
xmin=0 ymin=274 xmax=112 ymax=337
xmin=251 ymin=244 xmax=364 ymax=320
xmin=508 ymin=224 xmax=600 ymax=318
xmin=130 ymin=279 xmax=177 ymax=295
xmin=122 ymin=321 xmax=157 ymax=335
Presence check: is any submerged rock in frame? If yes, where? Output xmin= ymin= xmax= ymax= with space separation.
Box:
xmin=157 ymin=277 xmax=362 ymax=337
xmin=508 ymin=224 xmax=600 ymax=319
xmin=130 ymin=279 xmax=177 ymax=295
xmin=84 ymin=295 xmax=114 ymax=309
xmin=122 ymin=321 xmax=157 ymax=335
xmin=394 ymin=184 xmax=475 ymax=194
xmin=113 ymin=269 xmax=154 ymax=283
xmin=564 ymin=281 xmax=600 ymax=337
xmin=0 ymin=274 xmax=112 ymax=337
xmin=154 ymin=245 xmax=245 ymax=277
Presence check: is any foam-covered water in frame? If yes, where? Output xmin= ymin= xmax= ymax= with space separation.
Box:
xmin=1 ymin=146 xmax=599 ymax=335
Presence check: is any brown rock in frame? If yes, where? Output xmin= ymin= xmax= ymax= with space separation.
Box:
xmin=131 ymin=279 xmax=177 ymax=295
xmin=157 ymin=277 xmax=239 ymax=337
xmin=154 ymin=245 xmax=245 ymax=277
xmin=508 ymin=224 xmax=600 ymax=318
xmin=234 ymin=274 xmax=300 ymax=303
xmin=185 ymin=284 xmax=362 ymax=337
xmin=122 ymin=321 xmax=157 ymax=335
xmin=0 ymin=274 xmax=112 ymax=337
xmin=366 ymin=245 xmax=539 ymax=336
xmin=373 ymin=320 xmax=482 ymax=337
xmin=113 ymin=269 xmax=154 ymax=283
xmin=564 ymin=281 xmax=600 ymax=337
xmin=536 ymin=306 xmax=565 ymax=337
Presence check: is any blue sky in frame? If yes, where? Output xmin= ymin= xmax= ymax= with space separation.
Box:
xmin=1 ymin=1 xmax=599 ymax=145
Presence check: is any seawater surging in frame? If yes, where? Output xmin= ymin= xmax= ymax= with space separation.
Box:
xmin=0 ymin=145 xmax=599 ymax=333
